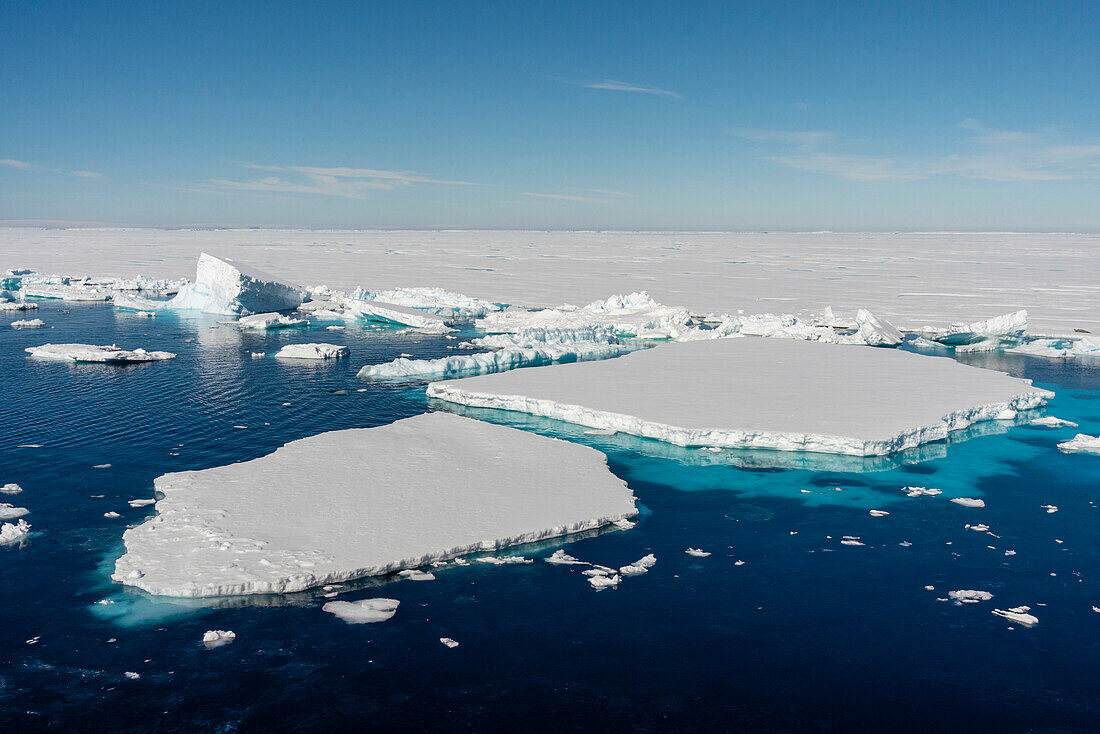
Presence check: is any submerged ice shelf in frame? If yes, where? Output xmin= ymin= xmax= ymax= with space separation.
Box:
xmin=112 ymin=412 xmax=637 ymax=597
xmin=427 ymin=338 xmax=1051 ymax=456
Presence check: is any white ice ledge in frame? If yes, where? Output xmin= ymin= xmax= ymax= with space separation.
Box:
xmin=112 ymin=412 xmax=636 ymax=597
xmin=426 ymin=338 xmax=1051 ymax=457
xmin=25 ymin=343 xmax=176 ymax=363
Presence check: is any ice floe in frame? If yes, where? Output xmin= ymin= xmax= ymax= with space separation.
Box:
xmin=934 ymin=310 xmax=1028 ymax=346
xmin=0 ymin=504 xmax=29 ymax=520
xmin=618 ymin=554 xmax=657 ymax=576
xmin=11 ymin=318 xmax=44 ymax=328
xmin=274 ymin=343 xmax=349 ymax=360
xmin=950 ymin=498 xmax=986 ymax=508
xmin=202 ymin=630 xmax=236 ymax=648
xmin=1 ymin=483 xmax=23 ymax=495
xmin=25 ymin=343 xmax=176 ymax=363
xmin=323 ymin=598 xmax=400 ymax=624
xmin=685 ymin=548 xmax=711 ymax=557
xmin=948 ymin=589 xmax=993 ymax=604
xmin=545 ymin=550 xmax=588 ymax=565
xmin=1056 ymin=434 xmax=1100 ymax=455
xmin=439 ymin=637 xmax=460 ymax=648
xmin=112 ymin=412 xmax=636 ymax=596
xmin=1041 ymin=504 xmax=1058 ymax=513
xmin=855 ymin=309 xmax=904 ymax=346
xmin=903 ymin=486 xmax=942 ymax=497
xmin=1029 ymin=416 xmax=1078 ymax=428
xmin=427 ymin=338 xmax=1051 ymax=456
xmin=236 ymin=312 xmax=307 ymax=330
xmin=0 ymin=519 xmax=31 ymax=545
xmin=992 ymin=607 xmax=1038 ymax=627
xmin=170 ymin=253 xmax=306 ymax=315
xmin=359 ymin=343 xmax=630 ymax=381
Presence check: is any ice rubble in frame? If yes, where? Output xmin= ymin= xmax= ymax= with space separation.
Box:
xmin=11 ymin=319 xmax=44 ymax=328
xmin=26 ymin=343 xmax=176 ymax=363
xmin=235 ymin=312 xmax=307 ymax=330
xmin=1057 ymin=434 xmax=1100 ymax=455
xmin=274 ymin=343 xmax=349 ymax=360
xmin=112 ymin=412 xmax=637 ymax=597
xmin=169 ymin=253 xmax=306 ymax=315
xmin=337 ymin=296 xmax=454 ymax=331
xmin=855 ymin=309 xmax=903 ymax=346
xmin=0 ymin=519 xmax=31 ymax=545
xmin=934 ymin=310 xmax=1028 ymax=346
xmin=427 ymin=338 xmax=1052 ymax=456
xmin=323 ymin=598 xmax=400 ymax=624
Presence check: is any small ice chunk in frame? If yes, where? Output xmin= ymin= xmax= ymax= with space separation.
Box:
xmin=475 ymin=555 xmax=532 ymax=565
xmin=274 ymin=343 xmax=349 ymax=360
xmin=619 ymin=553 xmax=657 ymax=576
xmin=584 ymin=428 xmax=618 ymax=436
xmin=1057 ymin=434 xmax=1100 ymax=455
xmin=323 ymin=598 xmax=400 ymax=624
xmin=0 ymin=483 xmax=23 ymax=495
xmin=924 ymin=585 xmax=935 ymax=591
xmin=951 ymin=497 xmax=985 ymax=508
xmin=11 ymin=318 xmax=44 ymax=329
xmin=251 ymin=352 xmax=266 ymax=359
xmin=440 ymin=637 xmax=460 ymax=648
xmin=588 ymin=574 xmax=621 ymax=589
xmin=202 ymin=630 xmax=236 ymax=648
xmin=1041 ymin=504 xmax=1058 ymax=514
xmin=840 ymin=539 xmax=865 ymax=546
xmin=124 ymin=671 xmax=140 ymax=680
xmin=92 ymin=464 xmax=111 ymax=469
xmin=0 ymin=519 xmax=31 ymax=545
xmin=992 ymin=608 xmax=1038 ymax=626
xmin=104 ymin=511 xmax=121 ymax=518
xmin=685 ymin=548 xmax=711 ymax=557
xmin=128 ymin=499 xmax=156 ymax=508
xmin=903 ymin=486 xmax=942 ymax=497
xmin=0 ymin=504 xmax=29 ymax=520
xmin=545 ymin=550 xmax=588 ymax=565
xmin=1029 ymin=416 xmax=1077 ymax=428
xmin=236 ymin=312 xmax=307 ymax=330
xmin=949 ymin=589 xmax=993 ymax=604
xmin=967 ymin=523 xmax=991 ymax=532
xmin=869 ymin=510 xmax=890 ymax=517
xmin=613 ymin=518 xmax=636 ymax=530
xmin=398 ymin=569 xmax=436 ymax=580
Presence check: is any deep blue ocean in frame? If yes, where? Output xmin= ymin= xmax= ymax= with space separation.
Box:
xmin=1 ymin=301 xmax=1097 ymax=732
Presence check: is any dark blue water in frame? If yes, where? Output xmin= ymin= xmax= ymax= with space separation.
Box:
xmin=1 ymin=302 xmax=1097 ymax=732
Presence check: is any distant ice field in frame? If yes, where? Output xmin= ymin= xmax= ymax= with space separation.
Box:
xmin=3 ymin=229 xmax=1099 ymax=335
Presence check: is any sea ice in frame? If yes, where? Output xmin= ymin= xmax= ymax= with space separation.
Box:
xmin=11 ymin=318 xmax=44 ymax=328
xmin=868 ymin=510 xmax=890 ymax=517
xmin=951 ymin=498 xmax=986 ymax=508
xmin=236 ymin=312 xmax=307 ymax=330
xmin=112 ymin=413 xmax=636 ymax=596
xmin=992 ymin=608 xmax=1038 ymax=626
xmin=1056 ymin=434 xmax=1100 ymax=455
xmin=202 ymin=630 xmax=236 ymax=648
xmin=1 ymin=484 xmax=23 ymax=494
xmin=1029 ymin=416 xmax=1078 ymax=428
xmin=25 ymin=343 xmax=176 ymax=363
xmin=588 ymin=574 xmax=621 ymax=589
xmin=274 ymin=343 xmax=349 ymax=360
xmin=323 ymin=598 xmax=400 ymax=624
xmin=949 ymin=589 xmax=993 ymax=604
xmin=685 ymin=548 xmax=711 ymax=557
xmin=360 ymin=343 xmax=630 ymax=381
xmin=855 ymin=309 xmax=904 ymax=346
xmin=0 ymin=519 xmax=31 ymax=545
xmin=619 ymin=553 xmax=657 ymax=576
xmin=338 ymin=296 xmax=454 ymax=331
xmin=0 ymin=504 xmax=29 ymax=520
xmin=545 ymin=550 xmax=588 ymax=565
xmin=903 ymin=487 xmax=942 ymax=497
xmin=934 ymin=310 xmax=1028 ymax=345
xmin=22 ymin=282 xmax=114 ymax=301
xmin=170 ymin=253 xmax=306 ymax=315
xmin=1041 ymin=505 xmax=1058 ymax=513
xmin=398 ymin=569 xmax=436 ymax=580
xmin=428 ymin=338 xmax=1051 ymax=456
xmin=439 ymin=637 xmax=460 ymax=648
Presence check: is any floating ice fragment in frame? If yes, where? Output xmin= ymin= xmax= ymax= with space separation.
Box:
xmin=588 ymin=574 xmax=621 ymax=589
xmin=124 ymin=672 xmax=140 ymax=680
xmin=951 ymin=497 xmax=985 ymax=508
xmin=685 ymin=548 xmax=711 ymax=557
xmin=1041 ymin=504 xmax=1058 ymax=514
xmin=869 ymin=510 xmax=889 ymax=517
xmin=475 ymin=556 xmax=532 ymax=565
xmin=92 ymin=464 xmax=111 ymax=469
xmin=613 ymin=518 xmax=636 ymax=530
xmin=949 ymin=589 xmax=993 ymax=604
xmin=967 ymin=524 xmax=991 ymax=532
xmin=0 ymin=484 xmax=22 ymax=495
xmin=128 ymin=499 xmax=156 ymax=508
xmin=855 ymin=309 xmax=904 ymax=346
xmin=734 ymin=560 xmax=746 ymax=566
xmin=0 ymin=519 xmax=31 ymax=545
xmin=323 ymin=598 xmax=400 ymax=624
xmin=1029 ymin=416 xmax=1077 ymax=428
xmin=840 ymin=539 xmax=865 ymax=546
xmin=545 ymin=550 xmax=588 ymax=565
xmin=0 ymin=504 xmax=29 ymax=520
xmin=440 ymin=637 xmax=460 ymax=648
xmin=104 ymin=512 xmax=121 ymax=518
xmin=236 ymin=312 xmax=307 ymax=330
xmin=584 ymin=428 xmax=618 ymax=436
xmin=26 ymin=343 xmax=176 ymax=363
xmin=251 ymin=352 xmax=266 ymax=359
xmin=11 ymin=318 xmax=44 ymax=328
xmin=924 ymin=585 xmax=935 ymax=591
xmin=1057 ymin=434 xmax=1100 ymax=455
xmin=992 ymin=608 xmax=1038 ymax=626
xmin=935 ymin=310 xmax=1027 ymax=345
xmin=274 ymin=343 xmax=349 ymax=360
xmin=202 ymin=630 xmax=236 ymax=648
xmin=619 ymin=553 xmax=657 ymax=576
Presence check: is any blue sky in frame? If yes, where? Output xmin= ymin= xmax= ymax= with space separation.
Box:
xmin=2 ymin=0 xmax=1098 ymax=229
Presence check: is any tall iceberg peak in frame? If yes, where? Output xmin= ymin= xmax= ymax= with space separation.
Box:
xmin=169 ymin=253 xmax=306 ymax=316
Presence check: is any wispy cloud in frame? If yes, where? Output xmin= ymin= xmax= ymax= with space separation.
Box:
xmin=584 ymin=79 xmax=680 ymax=98
xmin=736 ymin=121 xmax=1100 ymax=182
xmin=207 ymin=164 xmax=477 ymax=199
xmin=522 ymin=191 xmax=605 ymax=203
xmin=1 ymin=158 xmax=102 ymax=179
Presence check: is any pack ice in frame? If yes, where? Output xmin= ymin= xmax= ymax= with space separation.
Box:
xmin=169 ymin=253 xmax=306 ymax=315
xmin=112 ymin=413 xmax=637 ymax=597
xmin=426 ymin=338 xmax=1051 ymax=456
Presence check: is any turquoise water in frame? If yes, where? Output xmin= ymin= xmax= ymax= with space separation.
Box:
xmin=1 ymin=301 xmax=1097 ymax=731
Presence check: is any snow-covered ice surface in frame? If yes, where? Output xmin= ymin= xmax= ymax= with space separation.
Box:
xmin=323 ymin=598 xmax=400 ymax=624
xmin=25 ymin=343 xmax=176 ymax=363
xmin=169 ymin=253 xmax=306 ymax=315
xmin=1056 ymin=434 xmax=1100 ymax=455
xmin=235 ymin=312 xmax=307 ymax=330
xmin=112 ymin=412 xmax=636 ymax=596
xmin=428 ymin=338 xmax=1051 ymax=456
xmin=274 ymin=343 xmax=349 ymax=360
xmin=0 ymin=519 xmax=31 ymax=545
xmin=11 ymin=318 xmax=44 ymax=329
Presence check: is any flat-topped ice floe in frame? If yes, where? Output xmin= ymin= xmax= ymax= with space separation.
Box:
xmin=235 ymin=312 xmax=307 ymax=330
xmin=112 ymin=412 xmax=636 ymax=597
xmin=275 ymin=343 xmax=349 ymax=360
xmin=26 ymin=343 xmax=176 ymax=363
xmin=170 ymin=253 xmax=306 ymax=315
xmin=427 ymin=338 xmax=1051 ymax=456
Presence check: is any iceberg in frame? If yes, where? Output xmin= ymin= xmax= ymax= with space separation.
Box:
xmin=169 ymin=253 xmax=306 ymax=315
xmin=11 ymin=319 xmax=44 ymax=329
xmin=428 ymin=338 xmax=1051 ymax=456
xmin=0 ymin=519 xmax=31 ymax=545
xmin=112 ymin=293 xmax=169 ymax=311
xmin=26 ymin=343 xmax=176 ymax=363
xmin=1056 ymin=434 xmax=1100 ymax=455
xmin=275 ymin=343 xmax=349 ymax=360
xmin=112 ymin=412 xmax=637 ymax=597
xmin=855 ymin=309 xmax=904 ymax=346
xmin=0 ymin=504 xmax=29 ymax=520
xmin=236 ymin=312 xmax=307 ymax=330
xmin=202 ymin=630 xmax=236 ymax=648
xmin=338 ymin=296 xmax=454 ymax=331
xmin=992 ymin=608 xmax=1038 ymax=627
xmin=323 ymin=598 xmax=400 ymax=624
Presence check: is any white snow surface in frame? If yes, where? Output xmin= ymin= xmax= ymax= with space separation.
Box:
xmin=112 ymin=412 xmax=637 ymax=597
xmin=274 ymin=343 xmax=349 ymax=360
xmin=323 ymin=598 xmax=400 ymax=624
xmin=169 ymin=253 xmax=306 ymax=315
xmin=25 ymin=343 xmax=176 ymax=363
xmin=1057 ymin=434 xmax=1100 ymax=454
xmin=5 ymin=230 xmax=1099 ymax=336
xmin=427 ymin=338 xmax=1051 ymax=456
